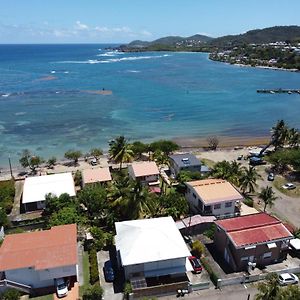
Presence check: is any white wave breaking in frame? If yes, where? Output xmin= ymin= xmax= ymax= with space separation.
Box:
xmin=56 ymin=54 xmax=171 ymax=64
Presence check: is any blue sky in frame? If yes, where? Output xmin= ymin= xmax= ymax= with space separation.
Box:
xmin=1 ymin=0 xmax=300 ymax=43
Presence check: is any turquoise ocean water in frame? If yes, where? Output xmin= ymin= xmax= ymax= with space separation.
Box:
xmin=0 ymin=44 xmax=300 ymax=167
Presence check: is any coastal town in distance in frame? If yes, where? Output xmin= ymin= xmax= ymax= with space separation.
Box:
xmin=1 ymin=2 xmax=300 ymax=300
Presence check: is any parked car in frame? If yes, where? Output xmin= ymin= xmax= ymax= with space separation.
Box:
xmin=278 ymin=273 xmax=299 ymax=285
xmin=90 ymin=158 xmax=97 ymax=166
xmin=267 ymin=172 xmax=275 ymax=181
xmin=282 ymin=183 xmax=296 ymax=190
xmin=188 ymin=256 xmax=202 ymax=274
xmin=249 ymin=157 xmax=266 ymax=166
xmin=55 ymin=278 xmax=68 ymax=298
xmin=103 ymin=260 xmax=115 ymax=282
xmin=237 ymin=155 xmax=243 ymax=161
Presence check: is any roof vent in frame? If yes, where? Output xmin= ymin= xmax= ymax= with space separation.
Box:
xmin=182 ymin=158 xmax=190 ymax=164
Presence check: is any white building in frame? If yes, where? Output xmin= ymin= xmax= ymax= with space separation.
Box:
xmin=115 ymin=216 xmax=192 ymax=281
xmin=0 ymin=224 xmax=78 ymax=291
xmin=185 ymin=179 xmax=243 ymax=218
xmin=128 ymin=162 xmax=160 ymax=186
xmin=22 ymin=172 xmax=76 ymax=211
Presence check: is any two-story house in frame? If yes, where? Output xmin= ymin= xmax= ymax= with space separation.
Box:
xmin=128 ymin=162 xmax=160 ymax=186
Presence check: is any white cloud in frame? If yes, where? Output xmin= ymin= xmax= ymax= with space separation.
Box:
xmin=75 ymin=21 xmax=89 ymax=30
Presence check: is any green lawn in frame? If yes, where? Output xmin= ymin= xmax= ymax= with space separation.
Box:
xmin=273 ymin=176 xmax=300 ymax=197
xmin=79 ymin=251 xmax=90 ymax=297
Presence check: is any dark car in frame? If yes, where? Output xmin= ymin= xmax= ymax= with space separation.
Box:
xmin=249 ymin=156 xmax=266 ymax=166
xmin=103 ymin=260 xmax=115 ymax=282
xmin=188 ymin=256 xmax=202 ymax=274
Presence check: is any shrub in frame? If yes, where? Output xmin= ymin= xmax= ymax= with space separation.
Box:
xmin=200 ymin=257 xmax=219 ymax=287
xmin=89 ymin=249 xmax=99 ymax=284
xmin=82 ymin=284 xmax=103 ymax=300
xmin=124 ymin=281 xmax=133 ymax=299
xmin=191 ymin=240 xmax=205 ymax=257
xmin=203 ymin=224 xmax=216 ymax=240
xmin=243 ymin=198 xmax=254 ymax=207
xmin=0 ymin=289 xmax=21 ymax=300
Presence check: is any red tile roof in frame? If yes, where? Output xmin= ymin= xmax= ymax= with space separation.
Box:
xmin=0 ymin=224 xmax=77 ymax=271
xmin=216 ymin=213 xmax=293 ymax=248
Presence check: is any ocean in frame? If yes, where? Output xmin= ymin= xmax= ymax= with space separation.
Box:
xmin=0 ymin=44 xmax=300 ymax=167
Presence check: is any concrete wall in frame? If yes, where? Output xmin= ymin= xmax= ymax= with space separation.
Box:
xmin=185 ymin=187 xmax=236 ymax=217
xmin=5 ymin=265 xmax=77 ymax=288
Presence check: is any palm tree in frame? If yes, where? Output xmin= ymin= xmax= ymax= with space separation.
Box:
xmin=255 ymin=273 xmax=280 ymax=300
xmin=258 ymin=186 xmax=277 ymax=212
xmin=288 ymin=128 xmax=300 ymax=149
xmin=109 ymin=136 xmax=134 ymax=170
xmin=239 ymin=166 xmax=261 ymax=195
xmin=271 ymin=120 xmax=289 ymax=150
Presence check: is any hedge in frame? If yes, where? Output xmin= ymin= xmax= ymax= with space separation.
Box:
xmin=89 ymin=249 xmax=99 ymax=284
xmin=200 ymin=257 xmax=219 ymax=286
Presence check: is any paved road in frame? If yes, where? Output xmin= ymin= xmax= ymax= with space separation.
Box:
xmin=160 ymin=284 xmax=257 ymax=300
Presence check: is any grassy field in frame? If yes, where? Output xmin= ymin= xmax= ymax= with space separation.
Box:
xmin=273 ymin=176 xmax=300 ymax=197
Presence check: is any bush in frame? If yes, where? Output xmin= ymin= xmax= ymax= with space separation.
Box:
xmin=0 ymin=289 xmax=21 ymax=300
xmin=191 ymin=240 xmax=205 ymax=257
xmin=203 ymin=224 xmax=216 ymax=240
xmin=0 ymin=180 xmax=15 ymax=214
xmin=124 ymin=281 xmax=133 ymax=299
xmin=243 ymin=198 xmax=254 ymax=207
xmin=82 ymin=284 xmax=103 ymax=300
xmin=200 ymin=257 xmax=219 ymax=287
xmin=89 ymin=249 xmax=99 ymax=284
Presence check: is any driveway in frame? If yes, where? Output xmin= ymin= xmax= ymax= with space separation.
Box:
xmin=97 ymin=250 xmax=123 ymax=300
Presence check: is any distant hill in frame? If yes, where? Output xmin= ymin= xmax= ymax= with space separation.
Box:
xmin=118 ymin=26 xmax=300 ymax=52
xmin=210 ymin=26 xmax=300 ymax=47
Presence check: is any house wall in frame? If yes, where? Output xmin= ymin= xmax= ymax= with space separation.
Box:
xmin=124 ymin=258 xmax=186 ymax=280
xmin=170 ymin=161 xmax=201 ymax=177
xmin=5 ymin=265 xmax=77 ymax=288
xmin=128 ymin=167 xmax=159 ymax=185
xmin=214 ymin=226 xmax=290 ymax=272
xmin=185 ymin=187 xmax=236 ymax=217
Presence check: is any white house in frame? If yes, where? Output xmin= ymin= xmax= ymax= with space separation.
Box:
xmin=185 ymin=179 xmax=243 ymax=218
xmin=128 ymin=162 xmax=160 ymax=186
xmin=115 ymin=217 xmax=192 ymax=281
xmin=22 ymin=172 xmax=76 ymax=211
xmin=0 ymin=224 xmax=78 ymax=291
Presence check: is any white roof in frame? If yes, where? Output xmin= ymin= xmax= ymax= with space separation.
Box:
xmin=290 ymin=238 xmax=300 ymax=250
xmin=115 ymin=216 xmax=191 ymax=266
xmin=23 ymin=173 xmax=76 ymax=204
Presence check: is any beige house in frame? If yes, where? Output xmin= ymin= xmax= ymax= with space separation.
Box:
xmin=128 ymin=162 xmax=160 ymax=186
xmin=82 ymin=167 xmax=112 ymax=187
xmin=185 ymin=179 xmax=243 ymax=218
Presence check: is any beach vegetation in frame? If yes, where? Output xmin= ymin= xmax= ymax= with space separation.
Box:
xmin=64 ymin=150 xmax=82 ymax=166
xmin=149 ymin=140 xmax=179 ymax=156
xmin=206 ymin=136 xmax=219 ymax=150
xmin=19 ymin=149 xmax=44 ymax=173
xmin=109 ymin=136 xmax=134 ymax=170
xmin=131 ymin=141 xmax=149 ymax=159
xmin=0 ymin=180 xmax=15 ymax=214
xmin=90 ymin=148 xmax=103 ymax=161
xmin=268 ymin=148 xmax=300 ymax=173
xmin=46 ymin=156 xmax=56 ymax=169
xmin=258 ymin=186 xmax=277 ymax=212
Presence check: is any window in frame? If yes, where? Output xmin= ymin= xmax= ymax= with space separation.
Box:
xmin=225 ymin=202 xmax=232 ymax=208
xmin=193 ymin=193 xmax=197 ymax=199
xmin=214 ymin=203 xmax=221 ymax=209
xmin=241 ymin=257 xmax=249 ymax=261
xmin=263 ymin=252 xmax=272 ymax=259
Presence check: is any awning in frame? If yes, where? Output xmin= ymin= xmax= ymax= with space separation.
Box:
xmin=290 ymin=238 xmax=300 ymax=250
xmin=267 ymin=242 xmax=277 ymax=249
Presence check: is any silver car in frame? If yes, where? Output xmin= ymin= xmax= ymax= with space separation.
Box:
xmin=278 ymin=273 xmax=299 ymax=285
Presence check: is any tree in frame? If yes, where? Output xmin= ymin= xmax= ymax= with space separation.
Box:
xmin=46 ymin=156 xmax=57 ymax=169
xmin=64 ymin=150 xmax=82 ymax=165
xmin=177 ymin=170 xmax=202 ymax=183
xmin=0 ymin=208 xmax=10 ymax=228
xmin=44 ymin=193 xmax=74 ymax=216
xmin=278 ymin=284 xmax=300 ymax=299
xmin=152 ymin=150 xmax=169 ymax=167
xmin=149 ymin=140 xmax=179 ymax=156
xmin=258 ymin=186 xmax=277 ymax=212
xmin=131 ymin=141 xmax=148 ymax=159
xmin=83 ymin=284 xmax=104 ymax=300
xmin=191 ymin=240 xmax=205 ymax=258
xmin=78 ymin=185 xmax=107 ymax=222
xmin=271 ymin=120 xmax=289 ymax=151
xmin=255 ymin=273 xmax=280 ymax=300
xmin=109 ymin=136 xmax=134 ymax=170
xmin=206 ymin=136 xmax=219 ymax=150
xmin=90 ymin=148 xmax=103 ymax=161
xmin=48 ymin=206 xmax=82 ymax=226
xmin=239 ymin=166 xmax=261 ymax=195
xmin=19 ymin=149 xmax=43 ymax=173
xmin=288 ymin=128 xmax=300 ymax=149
